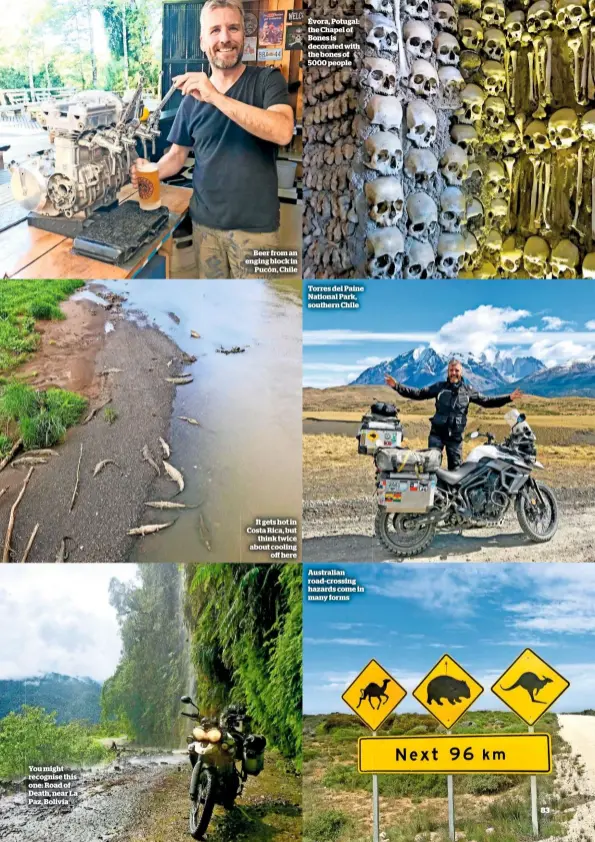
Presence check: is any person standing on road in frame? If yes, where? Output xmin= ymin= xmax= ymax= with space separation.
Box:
xmin=130 ymin=0 xmax=294 ymax=279
xmin=384 ymin=358 xmax=523 ymax=470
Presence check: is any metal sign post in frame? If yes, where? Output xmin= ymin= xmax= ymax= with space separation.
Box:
xmin=447 ymin=729 xmax=455 ymax=842
xmin=372 ymin=730 xmax=379 ymax=842
xmin=529 ymin=725 xmax=539 ymax=837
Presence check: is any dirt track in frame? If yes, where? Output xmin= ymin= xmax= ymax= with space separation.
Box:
xmin=303 ymin=495 xmax=595 ymax=562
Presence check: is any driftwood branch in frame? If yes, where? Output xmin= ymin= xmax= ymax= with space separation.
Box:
xmin=2 ymin=467 xmax=34 ymax=563
xmin=20 ymin=523 xmax=39 ymax=563
xmin=70 ymin=444 xmax=83 ymax=512
xmin=0 ymin=439 xmax=23 ymax=473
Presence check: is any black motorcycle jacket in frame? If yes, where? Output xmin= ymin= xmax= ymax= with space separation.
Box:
xmin=392 ymin=377 xmax=513 ymax=439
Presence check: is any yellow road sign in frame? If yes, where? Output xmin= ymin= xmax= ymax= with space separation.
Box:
xmin=412 ymin=654 xmax=484 ymax=729
xmin=359 ymin=733 xmax=552 ymax=775
xmin=491 ymin=648 xmax=570 ymax=726
xmin=342 ymin=658 xmax=407 ymax=731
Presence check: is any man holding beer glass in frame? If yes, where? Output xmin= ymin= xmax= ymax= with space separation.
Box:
xmin=131 ymin=0 xmax=294 ymax=279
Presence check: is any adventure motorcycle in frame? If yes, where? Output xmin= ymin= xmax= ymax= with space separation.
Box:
xmin=361 ymin=408 xmax=559 ymax=557
xmin=180 ymin=695 xmax=266 ymax=840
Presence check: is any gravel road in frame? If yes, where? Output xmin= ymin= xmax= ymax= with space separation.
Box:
xmin=303 ymin=495 xmax=595 ymax=562
xmin=539 ymin=715 xmax=595 ymax=842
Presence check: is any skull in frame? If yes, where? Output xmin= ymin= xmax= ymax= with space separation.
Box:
xmin=440 ymin=186 xmax=467 ymax=232
xmin=364 ymin=14 xmax=399 ymax=53
xmin=458 ymin=18 xmax=484 ymax=51
xmin=582 ymin=252 xmax=595 ymax=278
xmin=364 ymin=132 xmax=403 ymax=175
xmin=484 ymin=228 xmax=503 ymax=256
xmin=458 ymin=0 xmax=481 ymax=14
xmin=404 ymin=20 xmax=433 ymax=59
xmin=403 ymin=240 xmax=436 ymax=278
xmin=408 ymin=59 xmax=439 ymax=97
xmin=365 ymin=177 xmax=405 ymax=226
xmin=500 ymin=121 xmax=522 ymax=155
xmin=475 ymin=260 xmax=499 ymax=278
xmin=434 ymin=32 xmax=461 ymax=65
xmin=362 ymin=57 xmax=398 ymax=95
xmin=457 ymin=84 xmax=486 ymax=124
xmin=485 ymin=196 xmax=508 ymax=229
xmin=467 ymin=197 xmax=484 ymax=230
xmin=406 ymin=100 xmax=438 ymax=147
xmin=550 ymin=239 xmax=580 ymax=278
xmin=404 ymin=148 xmax=439 ymax=184
xmin=366 ymin=95 xmax=403 ymax=131
xmin=581 ymin=109 xmax=595 ymax=141
xmin=523 ymin=235 xmax=550 ymax=277
xmin=437 ymin=232 xmax=466 ymax=275
xmin=484 ymin=95 xmax=506 ymax=129
xmin=524 ymin=119 xmax=550 ymax=154
xmin=406 ymin=192 xmax=438 ymax=239
xmin=450 ymin=123 xmax=479 ymax=159
xmin=481 ymin=60 xmax=506 ymax=95
xmin=548 ymin=108 xmax=579 ymax=149
xmin=440 ymin=144 xmax=469 ymax=185
xmin=403 ymin=0 xmax=430 ymax=18
xmin=485 ymin=160 xmax=507 ymax=195
xmin=482 ymin=28 xmax=506 ymax=60
xmin=526 ymin=0 xmax=553 ymax=32
xmin=462 ymin=230 xmax=480 ymax=270
xmin=460 ymin=50 xmax=482 ymax=79
xmin=433 ymin=2 xmax=457 ymax=32
xmin=504 ymin=10 xmax=525 ymax=44
xmin=481 ymin=0 xmax=505 ymax=27
xmin=366 ymin=229 xmax=405 ymax=278
xmin=364 ymin=0 xmax=395 ymax=16
xmin=500 ymin=236 xmax=524 ymax=274
xmin=439 ymin=65 xmax=465 ymax=95
xmin=555 ymin=0 xmax=587 ymax=31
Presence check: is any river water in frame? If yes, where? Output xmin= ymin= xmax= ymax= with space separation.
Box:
xmin=96 ymin=279 xmax=302 ymax=564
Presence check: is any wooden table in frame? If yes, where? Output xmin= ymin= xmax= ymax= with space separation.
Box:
xmin=0 ymin=183 xmax=192 ymax=280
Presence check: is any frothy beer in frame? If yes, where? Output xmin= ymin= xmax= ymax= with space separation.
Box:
xmin=136 ymin=161 xmax=161 ymax=210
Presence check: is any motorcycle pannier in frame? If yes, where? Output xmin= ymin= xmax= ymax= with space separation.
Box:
xmin=358 ymin=414 xmax=403 ymax=455
xmin=243 ymin=734 xmax=266 ymax=776
xmin=377 ymin=472 xmax=437 ymax=513
xmin=375 ymin=447 xmax=442 ymax=473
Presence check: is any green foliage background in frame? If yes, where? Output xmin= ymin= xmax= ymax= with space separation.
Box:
xmin=0 ymin=675 xmax=102 ymax=723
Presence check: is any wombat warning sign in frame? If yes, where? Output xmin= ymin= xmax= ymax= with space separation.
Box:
xmin=413 ymin=654 xmax=484 ymax=729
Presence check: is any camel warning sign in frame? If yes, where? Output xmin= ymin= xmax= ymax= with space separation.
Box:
xmin=413 ymin=654 xmax=484 ymax=729
xmin=491 ymin=649 xmax=570 ymax=726
xmin=342 ymin=659 xmax=407 ymax=731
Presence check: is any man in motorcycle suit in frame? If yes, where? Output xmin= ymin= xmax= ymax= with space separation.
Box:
xmin=385 ymin=358 xmax=523 ymax=470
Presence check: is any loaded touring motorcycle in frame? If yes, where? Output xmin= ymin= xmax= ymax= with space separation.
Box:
xmin=180 ymin=695 xmax=266 ymax=839
xmin=358 ymin=402 xmax=559 ymax=557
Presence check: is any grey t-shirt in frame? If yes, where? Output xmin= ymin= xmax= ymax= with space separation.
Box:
xmin=168 ymin=66 xmax=290 ymax=233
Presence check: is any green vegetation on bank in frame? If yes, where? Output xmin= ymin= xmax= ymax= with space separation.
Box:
xmin=0 ymin=382 xmax=87 ymax=449
xmin=304 ymin=711 xmax=573 ymax=842
xmin=0 ymin=281 xmax=83 ymax=375
xmin=0 ymin=706 xmax=110 ymax=779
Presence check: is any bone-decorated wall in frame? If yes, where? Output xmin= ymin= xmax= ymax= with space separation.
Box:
xmin=303 ymin=0 xmax=595 ymax=277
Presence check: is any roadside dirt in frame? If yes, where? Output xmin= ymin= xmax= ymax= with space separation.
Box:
xmin=303 ymin=495 xmax=595 ymax=562
xmin=539 ymin=715 xmax=595 ymax=842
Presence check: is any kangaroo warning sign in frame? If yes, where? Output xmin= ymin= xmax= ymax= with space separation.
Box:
xmin=413 ymin=654 xmax=484 ymax=729
xmin=491 ymin=648 xmax=570 ymax=726
xmin=342 ymin=659 xmax=407 ymax=731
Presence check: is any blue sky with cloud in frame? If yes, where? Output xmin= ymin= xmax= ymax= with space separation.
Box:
xmin=303 ymin=563 xmax=595 ymax=716
xmin=303 ymin=280 xmax=595 ymax=388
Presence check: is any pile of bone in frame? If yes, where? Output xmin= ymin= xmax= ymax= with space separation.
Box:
xmin=303 ymin=0 xmax=364 ymax=278
xmin=360 ymin=0 xmax=473 ymax=278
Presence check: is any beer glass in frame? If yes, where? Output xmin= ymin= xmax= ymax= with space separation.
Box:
xmin=136 ymin=161 xmax=161 ymax=210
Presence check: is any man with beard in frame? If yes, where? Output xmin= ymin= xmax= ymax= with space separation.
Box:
xmin=131 ymin=0 xmax=294 ymax=278
xmin=385 ymin=358 xmax=523 ymax=470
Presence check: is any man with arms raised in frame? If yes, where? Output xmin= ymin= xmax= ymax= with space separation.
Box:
xmin=131 ymin=0 xmax=294 ymax=278
xmin=385 ymin=358 xmax=523 ymax=470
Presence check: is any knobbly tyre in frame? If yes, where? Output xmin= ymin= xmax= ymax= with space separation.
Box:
xmin=180 ymin=695 xmax=266 ymax=839
xmin=357 ymin=407 xmax=559 ymax=557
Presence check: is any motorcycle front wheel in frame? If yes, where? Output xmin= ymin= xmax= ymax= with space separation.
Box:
xmin=375 ymin=510 xmax=436 ymax=557
xmin=515 ymin=482 xmax=559 ymax=543
xmin=189 ymin=768 xmax=216 ymax=840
